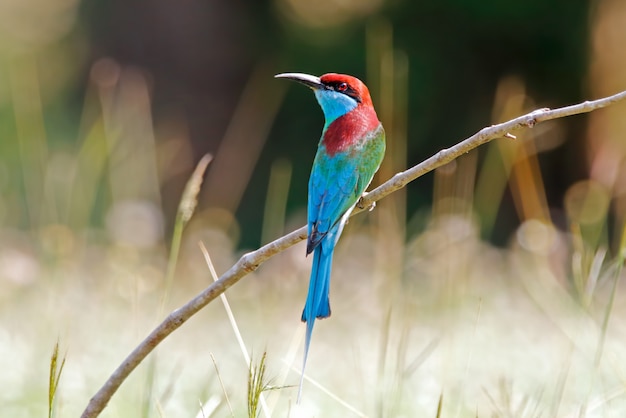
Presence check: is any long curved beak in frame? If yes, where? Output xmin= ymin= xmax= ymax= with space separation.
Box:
xmin=275 ymin=73 xmax=325 ymax=90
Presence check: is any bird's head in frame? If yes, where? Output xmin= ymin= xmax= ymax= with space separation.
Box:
xmin=275 ymin=72 xmax=374 ymax=125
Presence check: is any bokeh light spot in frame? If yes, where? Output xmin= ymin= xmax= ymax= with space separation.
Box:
xmin=276 ymin=0 xmax=383 ymax=29
xmin=90 ymin=58 xmax=122 ymax=89
xmin=564 ymin=180 xmax=610 ymax=225
xmin=516 ymin=219 xmax=558 ymax=254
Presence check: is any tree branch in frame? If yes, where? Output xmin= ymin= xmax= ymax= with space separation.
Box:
xmin=80 ymin=89 xmax=626 ymax=418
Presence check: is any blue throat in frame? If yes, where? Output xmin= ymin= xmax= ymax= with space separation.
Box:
xmin=314 ymin=90 xmax=358 ymax=128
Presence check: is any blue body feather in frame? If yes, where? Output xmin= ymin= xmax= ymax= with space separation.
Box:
xmin=298 ymin=124 xmax=385 ymax=402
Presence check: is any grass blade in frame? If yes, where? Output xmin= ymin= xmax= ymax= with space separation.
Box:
xmin=248 ymin=352 xmax=268 ymax=418
xmin=436 ymin=392 xmax=443 ymax=418
xmin=48 ymin=340 xmax=67 ymax=418
xmin=199 ymin=242 xmax=270 ymax=417
xmin=210 ymin=352 xmax=234 ymax=417
xmin=162 ymin=153 xmax=213 ymax=307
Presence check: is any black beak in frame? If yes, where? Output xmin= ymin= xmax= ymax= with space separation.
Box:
xmin=275 ymin=73 xmax=325 ymax=90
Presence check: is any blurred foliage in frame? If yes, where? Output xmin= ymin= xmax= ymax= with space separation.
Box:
xmin=0 ymin=0 xmax=593 ymax=248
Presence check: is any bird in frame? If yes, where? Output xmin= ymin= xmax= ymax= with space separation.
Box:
xmin=275 ymin=72 xmax=385 ymax=401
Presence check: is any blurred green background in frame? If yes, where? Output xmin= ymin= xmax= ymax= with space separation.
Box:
xmin=2 ymin=0 xmax=626 ymax=417
xmin=0 ymin=0 xmax=604 ymax=248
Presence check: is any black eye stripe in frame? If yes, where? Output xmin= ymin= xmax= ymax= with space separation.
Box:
xmin=329 ymin=82 xmax=347 ymax=91
xmin=323 ymin=81 xmax=362 ymax=103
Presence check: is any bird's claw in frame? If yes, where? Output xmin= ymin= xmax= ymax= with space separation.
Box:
xmin=356 ymin=193 xmax=376 ymax=211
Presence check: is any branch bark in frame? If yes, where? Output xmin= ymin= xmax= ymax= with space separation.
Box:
xmin=80 ymin=89 xmax=626 ymax=418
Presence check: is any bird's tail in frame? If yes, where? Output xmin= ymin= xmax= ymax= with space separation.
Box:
xmin=297 ymin=244 xmax=334 ymax=402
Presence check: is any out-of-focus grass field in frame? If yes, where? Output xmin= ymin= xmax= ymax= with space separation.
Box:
xmin=2 ymin=68 xmax=626 ymax=417
xmin=2 ymin=2 xmax=626 ymax=418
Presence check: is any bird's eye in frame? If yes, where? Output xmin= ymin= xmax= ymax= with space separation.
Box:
xmin=336 ymin=82 xmax=348 ymax=92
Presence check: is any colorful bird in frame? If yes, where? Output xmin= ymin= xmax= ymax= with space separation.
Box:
xmin=275 ymin=72 xmax=386 ymax=400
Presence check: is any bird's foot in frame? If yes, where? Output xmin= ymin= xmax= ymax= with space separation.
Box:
xmin=357 ymin=192 xmax=376 ymax=211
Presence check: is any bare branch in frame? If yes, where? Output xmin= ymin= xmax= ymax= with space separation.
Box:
xmin=80 ymin=89 xmax=626 ymax=418
xmin=355 ymin=89 xmax=626 ymax=212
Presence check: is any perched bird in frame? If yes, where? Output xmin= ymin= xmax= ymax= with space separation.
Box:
xmin=275 ymin=72 xmax=385 ymax=400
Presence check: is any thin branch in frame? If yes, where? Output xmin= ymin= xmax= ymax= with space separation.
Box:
xmin=356 ymin=90 xmax=626 ymax=212
xmin=80 ymin=89 xmax=626 ymax=418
